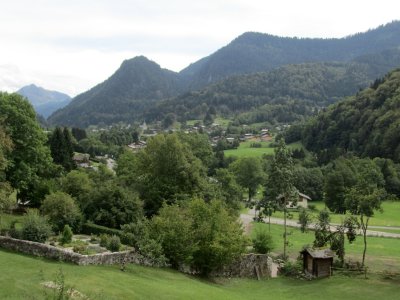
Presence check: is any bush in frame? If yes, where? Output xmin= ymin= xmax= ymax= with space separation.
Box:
xmin=120 ymin=219 xmax=149 ymax=247
xmin=252 ymin=227 xmax=274 ymax=254
xmin=21 ymin=209 xmax=52 ymax=243
xmin=99 ymin=234 xmax=110 ymax=248
xmin=137 ymin=238 xmax=168 ymax=266
xmin=8 ymin=220 xmax=22 ymax=239
xmin=59 ymin=224 xmax=73 ymax=245
xmin=280 ymin=260 xmax=303 ymax=277
xmin=308 ymin=204 xmax=316 ymax=211
xmin=107 ymin=235 xmax=121 ymax=252
xmin=70 ymin=240 xmax=89 ymax=254
xmin=41 ymin=192 xmax=83 ymax=233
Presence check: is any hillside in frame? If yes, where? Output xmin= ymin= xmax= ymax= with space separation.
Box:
xmin=180 ymin=21 xmax=400 ymax=89
xmin=48 ymin=21 xmax=400 ymax=128
xmin=17 ymin=84 xmax=71 ymax=118
xmin=146 ymin=50 xmax=400 ymax=125
xmin=301 ymin=68 xmax=400 ymax=162
xmin=48 ymin=56 xmax=182 ymax=127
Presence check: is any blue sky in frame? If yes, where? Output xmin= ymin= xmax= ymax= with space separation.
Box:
xmin=0 ymin=0 xmax=398 ymax=96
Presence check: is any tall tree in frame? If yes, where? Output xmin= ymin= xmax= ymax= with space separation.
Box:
xmin=0 ymin=92 xmax=54 ymax=205
xmin=263 ymin=139 xmax=297 ymax=259
xmin=229 ymin=157 xmax=265 ymax=205
xmin=49 ymin=127 xmax=75 ymax=171
xmin=133 ymin=133 xmax=207 ymax=216
xmin=345 ymin=185 xmax=385 ymax=267
xmin=71 ymin=127 xmax=87 ymax=142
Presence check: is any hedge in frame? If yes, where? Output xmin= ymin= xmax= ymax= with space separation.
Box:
xmin=81 ymin=222 xmax=123 ymax=237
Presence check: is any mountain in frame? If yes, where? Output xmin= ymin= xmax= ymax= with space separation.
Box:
xmin=49 ymin=21 xmax=400 ymax=128
xmin=301 ymin=68 xmax=400 ymax=162
xmin=17 ymin=84 xmax=71 ymax=118
xmin=146 ymin=49 xmax=400 ymax=125
xmin=48 ymin=56 xmax=182 ymax=127
xmin=180 ymin=21 xmax=400 ymax=89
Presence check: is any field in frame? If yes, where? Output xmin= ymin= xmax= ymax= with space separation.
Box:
xmin=0 ymin=249 xmax=399 ymax=300
xmin=271 ymin=201 xmax=400 ymax=227
xmin=224 ymin=141 xmax=303 ymax=158
xmin=252 ymin=222 xmax=400 ymax=272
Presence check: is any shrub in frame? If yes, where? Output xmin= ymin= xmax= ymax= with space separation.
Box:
xmin=107 ymin=235 xmax=121 ymax=252
xmin=99 ymin=234 xmax=110 ymax=248
xmin=137 ymin=238 xmax=168 ymax=266
xmin=59 ymin=224 xmax=73 ymax=245
xmin=189 ymin=199 xmax=247 ymax=275
xmin=280 ymin=260 xmax=303 ymax=277
xmin=8 ymin=220 xmax=22 ymax=239
xmin=308 ymin=204 xmax=316 ymax=211
xmin=41 ymin=192 xmax=83 ymax=233
xmin=70 ymin=240 xmax=89 ymax=254
xmin=21 ymin=209 xmax=52 ymax=243
xmin=252 ymin=227 xmax=274 ymax=254
xmin=150 ymin=204 xmax=195 ymax=268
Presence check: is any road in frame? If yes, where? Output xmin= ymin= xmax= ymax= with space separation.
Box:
xmin=240 ymin=209 xmax=400 ymax=238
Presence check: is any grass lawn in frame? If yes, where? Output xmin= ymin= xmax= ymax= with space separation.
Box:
xmin=224 ymin=141 xmax=303 ymax=158
xmin=271 ymin=201 xmax=400 ymax=228
xmin=0 ymin=213 xmax=24 ymax=230
xmin=224 ymin=141 xmax=275 ymax=158
xmin=252 ymin=222 xmax=400 ymax=272
xmin=0 ymin=249 xmax=399 ymax=300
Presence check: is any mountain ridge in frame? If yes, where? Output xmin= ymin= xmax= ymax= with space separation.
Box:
xmin=49 ymin=21 xmax=400 ymax=127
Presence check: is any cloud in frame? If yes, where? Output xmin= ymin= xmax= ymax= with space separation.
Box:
xmin=0 ymin=0 xmax=399 ymax=96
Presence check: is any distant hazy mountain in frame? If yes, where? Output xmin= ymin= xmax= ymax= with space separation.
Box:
xmin=49 ymin=21 xmax=400 ymax=128
xmin=180 ymin=21 xmax=400 ymax=89
xmin=17 ymin=84 xmax=71 ymax=118
xmin=48 ymin=56 xmax=182 ymax=127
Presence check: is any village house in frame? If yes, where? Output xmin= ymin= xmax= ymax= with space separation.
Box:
xmin=280 ymin=192 xmax=312 ymax=209
xmin=73 ymin=153 xmax=90 ymax=168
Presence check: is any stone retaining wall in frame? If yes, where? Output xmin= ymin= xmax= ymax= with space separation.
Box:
xmin=0 ymin=236 xmax=153 ymax=266
xmin=212 ymin=253 xmax=273 ymax=278
xmin=0 ymin=236 xmax=272 ymax=278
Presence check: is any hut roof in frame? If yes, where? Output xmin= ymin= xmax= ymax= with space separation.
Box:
xmin=300 ymin=248 xmax=334 ymax=259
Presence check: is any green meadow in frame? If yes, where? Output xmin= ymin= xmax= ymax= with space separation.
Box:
xmin=0 ymin=249 xmax=399 ymax=300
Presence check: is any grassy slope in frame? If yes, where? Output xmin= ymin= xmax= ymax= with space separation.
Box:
xmin=0 ymin=249 xmax=399 ymax=300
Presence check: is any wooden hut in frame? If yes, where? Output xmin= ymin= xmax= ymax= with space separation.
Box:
xmin=300 ymin=248 xmax=334 ymax=278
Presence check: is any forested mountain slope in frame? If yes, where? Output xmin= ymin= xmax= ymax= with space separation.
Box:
xmin=146 ymin=50 xmax=400 ymax=124
xmin=302 ymin=69 xmax=400 ymax=162
xmin=48 ymin=22 xmax=400 ymax=128
xmin=180 ymin=21 xmax=400 ymax=89
xmin=48 ymin=56 xmax=182 ymax=127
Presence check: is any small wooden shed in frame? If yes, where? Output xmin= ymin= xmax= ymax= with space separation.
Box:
xmin=300 ymin=248 xmax=334 ymax=278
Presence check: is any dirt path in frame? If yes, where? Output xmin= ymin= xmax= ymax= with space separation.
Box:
xmin=240 ymin=209 xmax=400 ymax=239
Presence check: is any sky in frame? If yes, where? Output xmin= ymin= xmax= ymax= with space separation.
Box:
xmin=0 ymin=0 xmax=399 ymax=97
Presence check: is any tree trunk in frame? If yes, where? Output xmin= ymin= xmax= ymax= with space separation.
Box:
xmin=361 ymin=215 xmax=369 ymax=268
xmin=283 ymin=207 xmax=287 ymax=260
xmin=268 ymin=214 xmax=271 ymax=233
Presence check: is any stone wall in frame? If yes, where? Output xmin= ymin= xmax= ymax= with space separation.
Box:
xmin=212 ymin=253 xmax=273 ymax=278
xmin=0 ymin=236 xmax=154 ymax=266
xmin=0 ymin=236 xmax=272 ymax=278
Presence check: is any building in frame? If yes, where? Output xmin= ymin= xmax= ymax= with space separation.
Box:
xmin=300 ymin=248 xmax=334 ymax=278
xmin=280 ymin=192 xmax=312 ymax=209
